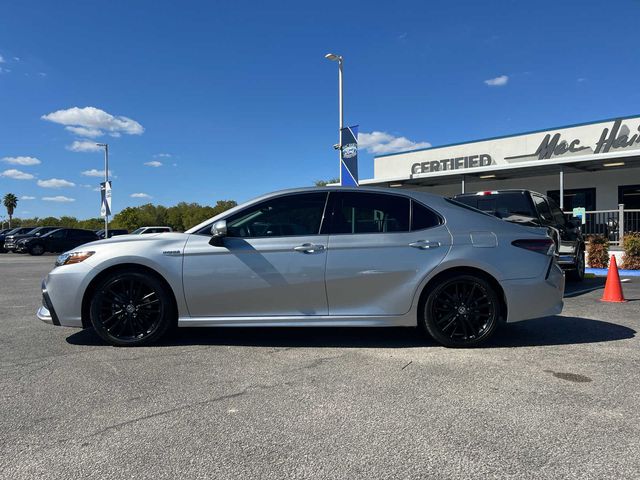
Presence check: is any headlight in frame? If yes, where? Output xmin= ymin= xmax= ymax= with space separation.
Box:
xmin=55 ymin=251 xmax=95 ymax=267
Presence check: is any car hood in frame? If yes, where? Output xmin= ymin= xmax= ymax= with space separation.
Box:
xmin=82 ymin=231 xmax=190 ymax=249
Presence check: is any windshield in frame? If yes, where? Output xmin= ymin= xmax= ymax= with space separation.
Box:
xmin=130 ymin=228 xmax=145 ymax=234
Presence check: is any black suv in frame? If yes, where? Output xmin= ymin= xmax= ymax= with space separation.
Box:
xmin=0 ymin=227 xmax=36 ymax=253
xmin=6 ymin=226 xmax=59 ymax=252
xmin=22 ymin=228 xmax=99 ymax=256
xmin=453 ymin=190 xmax=585 ymax=281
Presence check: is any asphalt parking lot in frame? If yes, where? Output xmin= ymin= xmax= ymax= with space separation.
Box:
xmin=1 ymin=255 xmax=638 ymax=479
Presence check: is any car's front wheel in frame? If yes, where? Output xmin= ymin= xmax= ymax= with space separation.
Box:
xmin=89 ymin=270 xmax=176 ymax=346
xmin=421 ymin=273 xmax=500 ymax=347
xmin=28 ymin=244 xmax=45 ymax=256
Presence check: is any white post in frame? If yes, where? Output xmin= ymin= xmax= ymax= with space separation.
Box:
xmin=461 ymin=175 xmax=466 ymax=194
xmin=619 ymin=203 xmax=624 ymax=245
xmin=338 ymin=57 xmax=343 ymax=185
xmin=104 ymin=144 xmax=109 ymax=238
xmin=559 ymin=166 xmax=564 ymax=211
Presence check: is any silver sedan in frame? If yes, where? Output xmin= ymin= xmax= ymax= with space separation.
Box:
xmin=37 ymin=187 xmax=564 ymax=347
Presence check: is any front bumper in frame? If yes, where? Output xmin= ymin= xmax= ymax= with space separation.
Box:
xmin=4 ymin=241 xmax=16 ymax=250
xmin=36 ymin=262 xmax=94 ymax=328
xmin=38 ymin=280 xmax=61 ymax=326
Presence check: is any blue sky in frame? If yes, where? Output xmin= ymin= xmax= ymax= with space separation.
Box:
xmin=1 ymin=0 xmax=639 ymax=219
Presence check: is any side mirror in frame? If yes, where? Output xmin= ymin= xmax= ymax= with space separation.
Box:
xmin=208 ymin=220 xmax=227 ymax=247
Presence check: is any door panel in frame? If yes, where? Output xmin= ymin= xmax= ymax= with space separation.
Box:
xmin=182 ymin=191 xmax=330 ymax=318
xmin=183 ymin=234 xmax=329 ymax=317
xmin=323 ymin=192 xmax=450 ymax=316
xmin=325 ymin=226 xmax=450 ymax=315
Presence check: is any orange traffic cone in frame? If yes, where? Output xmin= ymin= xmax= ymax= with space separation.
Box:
xmin=601 ymin=255 xmax=626 ymax=303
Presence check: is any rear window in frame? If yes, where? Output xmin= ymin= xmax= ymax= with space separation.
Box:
xmin=455 ymin=193 xmax=535 ymax=221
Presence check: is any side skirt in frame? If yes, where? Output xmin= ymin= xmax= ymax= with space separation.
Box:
xmin=178 ymin=314 xmax=416 ymax=328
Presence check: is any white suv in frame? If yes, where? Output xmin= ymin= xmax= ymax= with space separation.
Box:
xmin=130 ymin=226 xmax=173 ymax=235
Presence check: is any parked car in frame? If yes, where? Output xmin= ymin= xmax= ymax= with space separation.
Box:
xmin=5 ymin=226 xmax=59 ymax=252
xmin=23 ymin=228 xmax=98 ymax=256
xmin=130 ymin=226 xmax=173 ymax=234
xmin=96 ymin=229 xmax=129 ymax=239
xmin=452 ymin=189 xmax=585 ymax=281
xmin=37 ymin=187 xmax=564 ymax=348
xmin=0 ymin=227 xmax=36 ymax=253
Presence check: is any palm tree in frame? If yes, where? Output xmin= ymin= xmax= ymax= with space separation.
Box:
xmin=3 ymin=193 xmax=18 ymax=228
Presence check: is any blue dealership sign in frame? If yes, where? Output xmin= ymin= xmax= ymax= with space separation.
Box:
xmin=340 ymin=125 xmax=359 ymax=186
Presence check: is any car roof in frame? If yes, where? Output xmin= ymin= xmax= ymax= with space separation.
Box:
xmin=454 ymin=189 xmax=544 ymax=197
xmin=186 ymin=186 xmax=454 ymax=234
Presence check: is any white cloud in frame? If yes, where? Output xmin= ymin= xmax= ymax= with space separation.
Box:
xmin=21 ymin=195 xmax=36 ymax=200
xmin=67 ymin=140 xmax=102 ymax=152
xmin=144 ymin=160 xmax=163 ymax=167
xmin=2 ymin=156 xmax=41 ymax=166
xmin=37 ymin=178 xmax=75 ymax=188
xmin=65 ymin=126 xmax=103 ymax=138
xmin=0 ymin=169 xmax=35 ymax=180
xmin=0 ymin=55 xmax=4 ymax=63
xmin=81 ymin=169 xmax=106 ymax=177
xmin=131 ymin=192 xmax=152 ymax=199
xmin=41 ymin=106 xmax=144 ymax=138
xmin=358 ymin=131 xmax=431 ymax=155
xmin=154 ymin=153 xmax=171 ymax=158
xmin=42 ymin=196 xmax=75 ymax=203
xmin=484 ymin=75 xmax=509 ymax=87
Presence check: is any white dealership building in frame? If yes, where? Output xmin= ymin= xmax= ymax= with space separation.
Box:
xmin=361 ymin=115 xmax=640 ymax=214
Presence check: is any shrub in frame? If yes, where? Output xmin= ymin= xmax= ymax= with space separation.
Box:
xmin=622 ymin=232 xmax=640 ymax=270
xmin=587 ymin=235 xmax=609 ymax=269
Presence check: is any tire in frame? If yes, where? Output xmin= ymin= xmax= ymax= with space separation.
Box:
xmin=89 ymin=270 xmax=176 ymax=347
xmin=28 ymin=244 xmax=45 ymax=256
xmin=420 ymin=273 xmax=500 ymax=347
xmin=567 ymin=246 xmax=585 ymax=282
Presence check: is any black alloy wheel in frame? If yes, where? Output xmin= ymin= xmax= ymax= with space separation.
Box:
xmin=29 ymin=244 xmax=45 ymax=256
xmin=90 ymin=271 xmax=175 ymax=346
xmin=422 ymin=273 xmax=500 ymax=347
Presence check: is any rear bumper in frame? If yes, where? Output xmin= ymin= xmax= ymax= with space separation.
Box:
xmin=502 ymin=262 xmax=565 ymax=323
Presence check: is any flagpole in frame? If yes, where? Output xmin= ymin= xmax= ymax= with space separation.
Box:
xmin=97 ymin=143 xmax=109 ymax=237
xmin=325 ymin=53 xmax=344 ymax=184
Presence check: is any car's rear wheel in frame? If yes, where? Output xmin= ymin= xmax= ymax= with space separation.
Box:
xmin=29 ymin=244 xmax=45 ymax=256
xmin=421 ymin=273 xmax=500 ymax=347
xmin=89 ymin=270 xmax=175 ymax=346
xmin=567 ymin=246 xmax=585 ymax=282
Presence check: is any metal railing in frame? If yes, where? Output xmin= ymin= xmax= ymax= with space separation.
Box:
xmin=566 ymin=204 xmax=640 ymax=245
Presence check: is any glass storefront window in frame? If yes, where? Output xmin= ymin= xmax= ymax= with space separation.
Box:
xmin=547 ymin=188 xmax=596 ymax=211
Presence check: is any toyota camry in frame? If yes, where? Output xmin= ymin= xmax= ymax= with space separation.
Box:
xmin=37 ymin=187 xmax=564 ymax=347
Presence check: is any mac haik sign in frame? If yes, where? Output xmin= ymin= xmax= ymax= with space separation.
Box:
xmin=371 ymin=116 xmax=640 ymax=179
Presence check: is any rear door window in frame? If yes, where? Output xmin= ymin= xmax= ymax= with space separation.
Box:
xmin=411 ymin=201 xmax=442 ymax=231
xmin=326 ymin=192 xmax=410 ymax=234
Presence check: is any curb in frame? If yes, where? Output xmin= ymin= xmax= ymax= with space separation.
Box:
xmin=586 ymin=268 xmax=640 ymax=277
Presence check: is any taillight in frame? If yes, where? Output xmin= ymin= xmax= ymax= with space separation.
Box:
xmin=512 ymin=238 xmax=554 ymax=255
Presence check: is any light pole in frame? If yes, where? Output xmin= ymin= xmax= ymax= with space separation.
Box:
xmin=96 ymin=143 xmax=109 ymax=237
xmin=325 ymin=52 xmax=343 ymax=184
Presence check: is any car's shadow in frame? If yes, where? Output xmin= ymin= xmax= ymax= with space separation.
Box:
xmin=66 ymin=315 xmax=635 ymax=349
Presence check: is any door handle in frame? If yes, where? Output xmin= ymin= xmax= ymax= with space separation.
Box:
xmin=293 ymin=243 xmax=325 ymax=253
xmin=409 ymin=240 xmax=441 ymax=250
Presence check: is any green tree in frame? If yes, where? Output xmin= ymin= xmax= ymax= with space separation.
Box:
xmin=314 ymin=178 xmax=339 ymax=187
xmin=3 ymin=193 xmax=18 ymax=228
